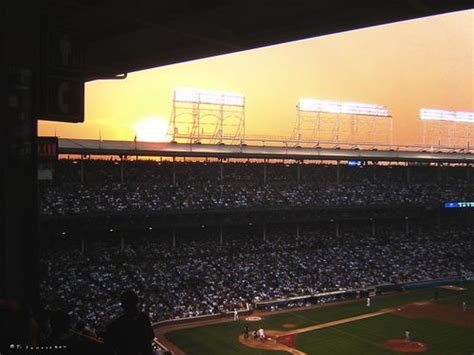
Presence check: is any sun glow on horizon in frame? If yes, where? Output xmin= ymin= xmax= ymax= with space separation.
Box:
xmin=134 ymin=118 xmax=171 ymax=142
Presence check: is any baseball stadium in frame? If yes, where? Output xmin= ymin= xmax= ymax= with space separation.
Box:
xmin=2 ymin=2 xmax=474 ymax=355
xmin=36 ymin=137 xmax=474 ymax=355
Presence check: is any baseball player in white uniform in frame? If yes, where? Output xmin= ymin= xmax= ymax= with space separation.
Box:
xmin=366 ymin=297 xmax=371 ymax=307
xmin=233 ymin=309 xmax=239 ymax=321
xmin=405 ymin=329 xmax=411 ymax=343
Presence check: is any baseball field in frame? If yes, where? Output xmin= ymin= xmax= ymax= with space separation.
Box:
xmin=157 ymin=283 xmax=474 ymax=354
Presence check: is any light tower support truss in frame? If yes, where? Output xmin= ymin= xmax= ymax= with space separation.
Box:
xmin=293 ymin=99 xmax=392 ymax=147
xmin=169 ymin=88 xmax=246 ymax=144
xmin=421 ymin=109 xmax=474 ymax=149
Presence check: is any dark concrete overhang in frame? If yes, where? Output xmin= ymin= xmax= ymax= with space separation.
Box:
xmin=39 ymin=1 xmax=473 ymax=80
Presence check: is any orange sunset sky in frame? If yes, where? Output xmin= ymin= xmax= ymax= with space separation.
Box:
xmin=39 ymin=9 xmax=473 ymax=146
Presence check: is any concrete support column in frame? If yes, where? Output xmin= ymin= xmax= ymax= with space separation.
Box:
xmin=296 ymin=222 xmax=300 ymax=238
xmin=406 ymin=164 xmax=410 ymax=185
xmin=120 ymin=232 xmax=124 ymax=252
xmin=336 ymin=161 xmax=340 ymax=184
xmin=219 ymin=222 xmax=223 ymax=245
xmin=172 ymin=228 xmax=176 ymax=248
xmin=335 ymin=221 xmax=340 ymax=237
xmin=2 ymin=4 xmax=40 ymax=306
xmin=220 ymin=159 xmax=224 ymax=183
xmin=120 ymin=156 xmax=124 ymax=184
xmin=263 ymin=222 xmax=267 ymax=241
xmin=296 ymin=161 xmax=301 ymax=183
xmin=80 ymin=156 xmax=85 ymax=184
xmin=172 ymin=157 xmax=176 ymax=186
xmin=437 ymin=208 xmax=441 ymax=232
xmin=81 ymin=234 xmax=85 ymax=254
xmin=371 ymin=219 xmax=376 ymax=236
xmin=404 ymin=217 xmax=409 ymax=235
xmin=263 ymin=159 xmax=267 ymax=184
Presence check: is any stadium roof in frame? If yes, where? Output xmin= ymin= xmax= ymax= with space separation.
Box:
xmin=58 ymin=138 xmax=474 ymax=163
xmin=36 ymin=1 xmax=473 ymax=80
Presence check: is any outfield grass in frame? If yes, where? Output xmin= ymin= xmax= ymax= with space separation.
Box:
xmin=296 ymin=314 xmax=473 ymax=354
xmin=165 ymin=284 xmax=474 ymax=354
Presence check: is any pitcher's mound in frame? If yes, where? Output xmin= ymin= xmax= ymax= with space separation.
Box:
xmin=384 ymin=339 xmax=428 ymax=352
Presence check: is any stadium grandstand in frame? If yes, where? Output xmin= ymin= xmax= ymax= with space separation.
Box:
xmin=35 ymin=137 xmax=473 ymax=353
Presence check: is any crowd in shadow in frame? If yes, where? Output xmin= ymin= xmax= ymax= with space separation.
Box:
xmin=19 ymin=159 xmax=472 ymax=354
xmin=39 ymin=224 xmax=473 ymax=336
xmin=39 ymin=160 xmax=473 ymax=215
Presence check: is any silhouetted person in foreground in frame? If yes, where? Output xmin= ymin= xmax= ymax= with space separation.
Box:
xmin=48 ymin=310 xmax=72 ymax=345
xmin=105 ymin=291 xmax=154 ymax=355
xmin=0 ymin=299 xmax=39 ymax=350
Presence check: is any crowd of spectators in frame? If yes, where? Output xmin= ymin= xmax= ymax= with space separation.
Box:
xmin=36 ymin=158 xmax=473 ymax=346
xmin=39 ymin=159 xmax=473 ymax=215
xmin=39 ymin=223 xmax=473 ymax=335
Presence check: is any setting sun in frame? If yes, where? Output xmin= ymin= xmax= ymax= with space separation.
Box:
xmin=134 ymin=118 xmax=170 ymax=142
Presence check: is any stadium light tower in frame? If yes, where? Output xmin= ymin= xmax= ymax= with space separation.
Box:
xmin=293 ymin=98 xmax=392 ymax=147
xmin=420 ymin=109 xmax=474 ymax=149
xmin=169 ymin=88 xmax=246 ymax=144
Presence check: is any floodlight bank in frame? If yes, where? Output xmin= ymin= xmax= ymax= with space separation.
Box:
xmin=299 ymin=98 xmax=390 ymax=117
xmin=174 ymin=88 xmax=245 ymax=107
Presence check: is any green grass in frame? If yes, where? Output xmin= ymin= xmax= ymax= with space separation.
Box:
xmin=435 ymin=285 xmax=474 ymax=306
xmin=296 ymin=312 xmax=473 ymax=354
xmin=165 ymin=284 xmax=474 ymax=354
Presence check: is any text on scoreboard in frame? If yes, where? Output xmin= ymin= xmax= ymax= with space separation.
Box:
xmin=444 ymin=202 xmax=474 ymax=208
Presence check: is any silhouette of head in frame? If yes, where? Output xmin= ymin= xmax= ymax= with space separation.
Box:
xmin=121 ymin=290 xmax=138 ymax=314
xmin=76 ymin=318 xmax=86 ymax=332
xmin=49 ymin=310 xmax=70 ymax=337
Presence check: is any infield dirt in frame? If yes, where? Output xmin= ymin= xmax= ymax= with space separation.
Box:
xmin=394 ymin=301 xmax=474 ymax=327
xmin=384 ymin=339 xmax=429 ymax=353
xmin=238 ymin=331 xmax=304 ymax=355
xmin=239 ymin=308 xmax=395 ymax=354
